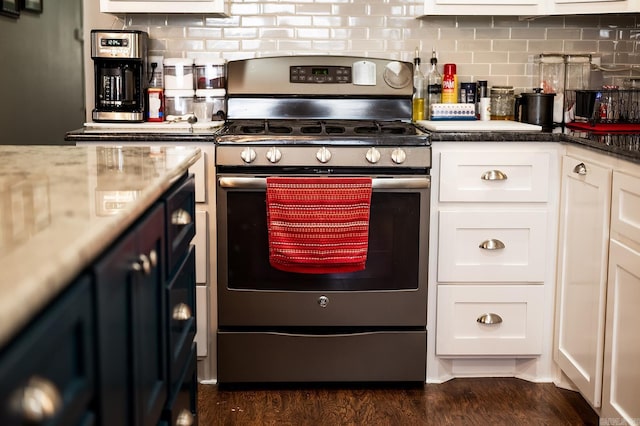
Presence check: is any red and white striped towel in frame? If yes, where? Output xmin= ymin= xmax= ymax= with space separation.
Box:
xmin=266 ymin=177 xmax=372 ymax=274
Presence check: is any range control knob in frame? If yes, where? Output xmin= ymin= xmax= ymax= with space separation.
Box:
xmin=391 ymin=148 xmax=407 ymax=164
xmin=266 ymin=147 xmax=282 ymax=163
xmin=316 ymin=147 xmax=332 ymax=164
xmin=240 ymin=147 xmax=257 ymax=164
xmin=365 ymin=147 xmax=381 ymax=164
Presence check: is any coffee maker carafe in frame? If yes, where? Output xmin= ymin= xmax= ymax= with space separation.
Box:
xmin=91 ymin=30 xmax=148 ymax=122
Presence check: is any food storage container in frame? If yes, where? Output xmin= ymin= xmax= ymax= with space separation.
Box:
xmin=163 ymin=58 xmax=194 ymax=90
xmin=164 ymin=89 xmax=195 ymax=116
xmin=194 ymin=89 xmax=226 ymax=121
xmin=195 ymin=58 xmax=226 ymax=89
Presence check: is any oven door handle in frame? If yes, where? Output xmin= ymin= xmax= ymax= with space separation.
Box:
xmin=218 ymin=177 xmax=430 ymax=189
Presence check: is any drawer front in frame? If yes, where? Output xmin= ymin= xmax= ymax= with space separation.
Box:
xmin=611 ymin=171 xmax=640 ymax=245
xmin=165 ymin=175 xmax=196 ymax=279
xmin=439 ymin=151 xmax=551 ymax=202
xmin=167 ymin=246 xmax=196 ymax=395
xmin=194 ymin=210 xmax=208 ymax=284
xmin=188 ymin=150 xmax=207 ymax=203
xmin=0 ymin=277 xmax=95 ymax=425
xmin=163 ymin=344 xmax=197 ymax=426
xmin=436 ymin=285 xmax=544 ymax=356
xmin=195 ymin=285 xmax=209 ymax=358
xmin=438 ymin=209 xmax=547 ymax=282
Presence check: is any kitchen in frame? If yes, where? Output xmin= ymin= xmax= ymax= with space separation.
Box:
xmin=2 ymin=0 xmax=640 ymax=424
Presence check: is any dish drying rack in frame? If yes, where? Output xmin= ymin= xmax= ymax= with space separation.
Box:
xmin=566 ymin=89 xmax=640 ymax=131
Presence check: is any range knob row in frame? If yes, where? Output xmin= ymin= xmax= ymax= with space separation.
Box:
xmin=239 ymin=146 xmax=407 ymax=164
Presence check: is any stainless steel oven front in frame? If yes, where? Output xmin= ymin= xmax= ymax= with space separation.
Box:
xmin=215 ymin=171 xmax=430 ymax=383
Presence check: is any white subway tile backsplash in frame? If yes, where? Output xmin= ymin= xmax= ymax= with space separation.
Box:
xmin=124 ymin=7 xmax=640 ymax=88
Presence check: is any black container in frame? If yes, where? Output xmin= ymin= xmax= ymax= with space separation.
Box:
xmin=515 ymin=88 xmax=556 ymax=131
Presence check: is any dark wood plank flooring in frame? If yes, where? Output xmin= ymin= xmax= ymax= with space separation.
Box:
xmin=198 ymin=378 xmax=598 ymax=425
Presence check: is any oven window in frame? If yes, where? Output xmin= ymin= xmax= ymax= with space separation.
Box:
xmin=225 ymin=191 xmax=421 ymax=291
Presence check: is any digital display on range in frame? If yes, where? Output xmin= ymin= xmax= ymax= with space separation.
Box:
xmin=312 ymin=68 xmax=329 ymax=75
xmin=101 ymin=38 xmax=129 ymax=47
xmin=290 ymin=65 xmax=351 ymax=83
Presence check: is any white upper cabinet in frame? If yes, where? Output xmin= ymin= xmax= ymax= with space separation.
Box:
xmin=421 ymin=0 xmax=639 ymax=15
xmin=422 ymin=0 xmax=543 ymax=16
xmin=549 ymin=0 xmax=639 ymax=15
xmin=100 ymin=0 xmax=227 ymax=14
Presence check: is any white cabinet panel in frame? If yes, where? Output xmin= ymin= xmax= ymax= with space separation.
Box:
xmin=555 ymin=155 xmax=612 ymax=408
xmin=439 ymin=151 xmax=551 ymax=203
xmin=195 ymin=285 xmax=209 ymax=358
xmin=436 ymin=285 xmax=544 ymax=356
xmin=438 ymin=210 xmax=547 ymax=282
xmin=194 ymin=210 xmax=208 ymax=284
xmin=189 ymin=151 xmax=207 ymax=203
xmin=602 ymin=241 xmax=640 ymax=424
xmin=100 ymin=0 xmax=227 ymax=14
xmin=422 ymin=0 xmax=543 ymax=15
xmin=611 ymin=171 xmax=640 ymax=246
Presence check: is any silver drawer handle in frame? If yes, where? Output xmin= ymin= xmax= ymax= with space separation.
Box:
xmin=477 ymin=313 xmax=503 ymax=325
xmin=481 ymin=170 xmax=508 ymax=181
xmin=172 ymin=303 xmax=193 ymax=321
xmin=479 ymin=239 xmax=505 ymax=250
xmin=131 ymin=250 xmax=156 ymax=275
xmin=171 ymin=209 xmax=192 ymax=226
xmin=176 ymin=409 xmax=195 ymax=426
xmin=573 ymin=162 xmax=587 ymax=175
xmin=11 ymin=376 xmax=62 ymax=422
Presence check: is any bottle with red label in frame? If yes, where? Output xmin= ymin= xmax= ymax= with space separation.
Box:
xmin=441 ymin=63 xmax=458 ymax=103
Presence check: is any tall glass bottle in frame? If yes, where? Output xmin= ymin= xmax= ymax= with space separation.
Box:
xmin=426 ymin=50 xmax=442 ymax=119
xmin=412 ymin=49 xmax=426 ymax=121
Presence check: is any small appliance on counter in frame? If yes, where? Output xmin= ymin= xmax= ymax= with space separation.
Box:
xmin=515 ymin=88 xmax=556 ymax=132
xmin=91 ymin=29 xmax=148 ymax=122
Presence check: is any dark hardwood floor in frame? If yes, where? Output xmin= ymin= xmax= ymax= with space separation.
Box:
xmin=198 ymin=377 xmax=598 ymax=425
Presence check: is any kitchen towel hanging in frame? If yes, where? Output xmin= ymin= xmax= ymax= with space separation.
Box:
xmin=266 ymin=177 xmax=372 ymax=274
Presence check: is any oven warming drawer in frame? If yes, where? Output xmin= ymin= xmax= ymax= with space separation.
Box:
xmin=217 ymin=330 xmax=426 ymax=383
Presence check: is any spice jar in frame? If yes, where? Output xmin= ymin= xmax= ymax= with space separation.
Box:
xmin=490 ymin=85 xmax=515 ymax=120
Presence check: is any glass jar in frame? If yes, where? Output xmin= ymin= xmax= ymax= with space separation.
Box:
xmin=164 ymin=89 xmax=194 ymax=117
xmin=195 ymin=58 xmax=226 ymax=89
xmin=490 ymin=86 xmax=515 ymax=120
xmin=163 ymin=58 xmax=194 ymax=90
xmin=194 ymin=89 xmax=226 ymax=122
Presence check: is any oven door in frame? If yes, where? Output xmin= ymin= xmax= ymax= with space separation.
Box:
xmin=216 ymin=173 xmax=430 ymax=328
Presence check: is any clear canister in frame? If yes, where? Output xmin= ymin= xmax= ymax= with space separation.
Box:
xmin=164 ymin=89 xmax=195 ymax=117
xmin=490 ymin=86 xmax=515 ymax=120
xmin=163 ymin=58 xmax=194 ymax=90
xmin=195 ymin=58 xmax=226 ymax=89
xmin=194 ymin=89 xmax=226 ymax=121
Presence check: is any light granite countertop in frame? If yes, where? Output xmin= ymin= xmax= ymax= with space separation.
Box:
xmin=0 ymin=145 xmax=201 ymax=347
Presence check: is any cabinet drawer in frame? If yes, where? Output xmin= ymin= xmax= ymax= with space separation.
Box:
xmin=436 ymin=285 xmax=544 ymax=356
xmin=195 ymin=285 xmax=209 ymax=358
xmin=165 ymin=175 xmax=196 ymax=279
xmin=0 ymin=277 xmax=95 ymax=425
xmin=194 ymin=210 xmax=208 ymax=284
xmin=438 ymin=210 xmax=547 ymax=282
xmin=439 ymin=151 xmax=551 ymax=202
xmin=163 ymin=343 xmax=197 ymax=426
xmin=167 ymin=246 xmax=196 ymax=396
xmin=611 ymin=171 xmax=640 ymax=245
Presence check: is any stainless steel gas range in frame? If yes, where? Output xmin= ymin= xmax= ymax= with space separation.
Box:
xmin=214 ymin=56 xmax=430 ymax=383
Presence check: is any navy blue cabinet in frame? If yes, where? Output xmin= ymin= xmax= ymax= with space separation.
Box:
xmin=0 ymin=276 xmax=95 ymax=425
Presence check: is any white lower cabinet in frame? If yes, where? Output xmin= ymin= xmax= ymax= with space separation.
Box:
xmin=555 ymin=154 xmax=612 ymax=408
xmin=437 ymin=285 xmax=544 ymax=356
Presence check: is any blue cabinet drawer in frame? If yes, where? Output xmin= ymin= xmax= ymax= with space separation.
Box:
xmin=163 ymin=343 xmax=197 ymax=426
xmin=165 ymin=175 xmax=196 ymax=280
xmin=0 ymin=276 xmax=95 ymax=425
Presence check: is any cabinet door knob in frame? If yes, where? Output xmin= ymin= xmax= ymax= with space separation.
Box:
xmin=171 ymin=208 xmax=192 ymax=225
xmin=176 ymin=409 xmax=195 ymax=426
xmin=11 ymin=376 xmax=62 ymax=422
xmin=132 ymin=252 xmax=154 ymax=275
xmin=573 ymin=162 xmax=587 ymax=175
xmin=481 ymin=170 xmax=508 ymax=180
xmin=477 ymin=313 xmax=503 ymax=325
xmin=479 ymin=239 xmax=505 ymax=250
xmin=172 ymin=302 xmax=193 ymax=321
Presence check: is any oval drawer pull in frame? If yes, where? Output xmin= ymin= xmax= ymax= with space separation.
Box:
xmin=12 ymin=376 xmax=62 ymax=422
xmin=176 ymin=409 xmax=195 ymax=426
xmin=480 ymin=170 xmax=508 ymax=181
xmin=573 ymin=162 xmax=587 ymax=175
xmin=171 ymin=209 xmax=192 ymax=226
xmin=479 ymin=239 xmax=505 ymax=250
xmin=477 ymin=313 xmax=503 ymax=325
xmin=173 ymin=303 xmax=193 ymax=321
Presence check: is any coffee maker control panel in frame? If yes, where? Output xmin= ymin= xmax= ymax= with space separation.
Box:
xmin=91 ymin=30 xmax=148 ymax=60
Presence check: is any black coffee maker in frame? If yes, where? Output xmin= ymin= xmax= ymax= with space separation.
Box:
xmin=91 ymin=30 xmax=148 ymax=122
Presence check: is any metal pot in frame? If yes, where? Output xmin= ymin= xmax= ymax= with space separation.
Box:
xmin=515 ymin=88 xmax=556 ymax=131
